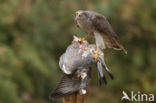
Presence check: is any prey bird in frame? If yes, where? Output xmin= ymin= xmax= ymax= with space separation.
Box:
xmin=75 ymin=10 xmax=127 ymax=56
xmin=49 ymin=36 xmax=114 ymax=99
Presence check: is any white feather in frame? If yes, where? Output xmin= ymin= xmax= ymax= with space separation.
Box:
xmin=62 ymin=64 xmax=71 ymax=74
xmin=80 ymin=89 xmax=87 ymax=94
xmin=94 ymin=31 xmax=105 ymax=49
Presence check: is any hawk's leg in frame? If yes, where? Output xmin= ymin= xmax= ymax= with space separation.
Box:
xmin=81 ymin=34 xmax=90 ymax=41
xmin=93 ymin=47 xmax=99 ymax=61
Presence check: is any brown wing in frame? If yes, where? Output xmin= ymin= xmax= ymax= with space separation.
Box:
xmin=91 ymin=13 xmax=127 ymax=54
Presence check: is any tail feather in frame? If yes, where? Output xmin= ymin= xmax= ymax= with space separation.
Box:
xmin=98 ymin=75 xmax=107 ymax=85
xmin=49 ymin=74 xmax=81 ymax=99
xmin=98 ymin=56 xmax=114 ymax=85
xmin=107 ymin=71 xmax=114 ymax=80
xmin=97 ymin=62 xmax=107 ymax=85
xmin=111 ymin=38 xmax=127 ymax=54
xmin=101 ymin=59 xmax=114 ymax=80
xmin=102 ymin=34 xmax=127 ymax=54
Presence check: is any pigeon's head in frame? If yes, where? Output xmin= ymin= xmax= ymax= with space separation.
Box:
xmin=75 ymin=10 xmax=88 ymax=20
xmin=72 ymin=36 xmax=88 ymax=45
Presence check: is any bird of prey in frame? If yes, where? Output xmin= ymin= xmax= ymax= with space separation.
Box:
xmin=49 ymin=36 xmax=114 ymax=99
xmin=75 ymin=10 xmax=127 ymax=54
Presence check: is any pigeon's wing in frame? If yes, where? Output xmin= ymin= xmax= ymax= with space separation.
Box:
xmin=59 ymin=54 xmax=65 ymax=69
xmin=97 ymin=62 xmax=107 ymax=85
xmin=90 ymin=12 xmax=127 ymax=54
xmin=60 ymin=43 xmax=82 ymax=74
xmin=99 ymin=55 xmax=114 ymax=80
xmin=49 ymin=74 xmax=81 ymax=99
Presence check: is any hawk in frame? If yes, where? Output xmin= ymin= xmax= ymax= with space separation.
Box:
xmin=75 ymin=10 xmax=127 ymax=54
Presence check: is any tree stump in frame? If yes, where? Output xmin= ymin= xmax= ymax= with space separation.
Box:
xmin=63 ymin=89 xmax=88 ymax=103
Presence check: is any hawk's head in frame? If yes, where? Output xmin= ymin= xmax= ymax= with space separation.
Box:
xmin=75 ymin=10 xmax=88 ymax=20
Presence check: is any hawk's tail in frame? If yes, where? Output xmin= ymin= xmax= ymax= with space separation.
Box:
xmin=103 ymin=35 xmax=127 ymax=54
xmin=49 ymin=74 xmax=81 ymax=99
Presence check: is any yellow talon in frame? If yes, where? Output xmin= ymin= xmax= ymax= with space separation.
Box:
xmin=81 ymin=34 xmax=89 ymax=41
xmin=94 ymin=53 xmax=98 ymax=61
xmin=93 ymin=48 xmax=99 ymax=61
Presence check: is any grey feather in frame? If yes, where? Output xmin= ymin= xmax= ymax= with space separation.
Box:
xmin=49 ymin=74 xmax=81 ymax=99
xmin=97 ymin=62 xmax=107 ymax=85
xmin=99 ymin=55 xmax=114 ymax=80
xmin=59 ymin=39 xmax=95 ymax=75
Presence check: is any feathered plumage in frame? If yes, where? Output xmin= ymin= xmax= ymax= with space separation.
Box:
xmin=50 ymin=36 xmax=115 ymax=99
xmin=75 ymin=10 xmax=127 ymax=54
xmin=50 ymin=74 xmax=81 ymax=99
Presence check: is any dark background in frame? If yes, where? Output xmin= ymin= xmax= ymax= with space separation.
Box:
xmin=0 ymin=0 xmax=156 ymax=103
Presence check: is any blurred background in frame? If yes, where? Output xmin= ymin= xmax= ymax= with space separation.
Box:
xmin=0 ymin=0 xmax=156 ymax=103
